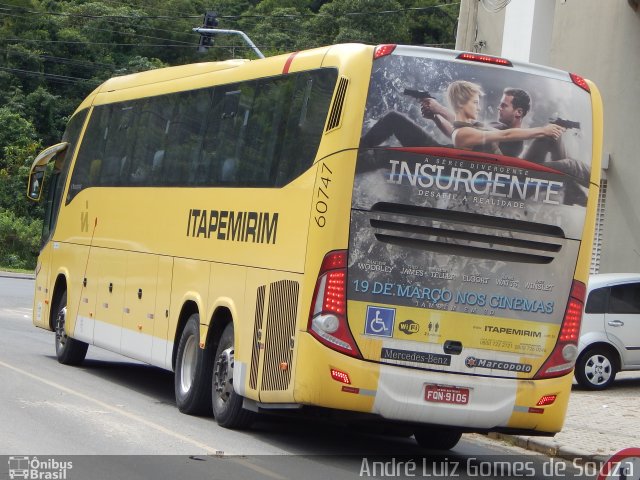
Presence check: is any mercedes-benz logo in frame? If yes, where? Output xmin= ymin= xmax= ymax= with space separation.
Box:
xmin=465 ymin=356 xmax=477 ymax=368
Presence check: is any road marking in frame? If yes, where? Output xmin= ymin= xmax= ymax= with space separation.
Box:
xmin=0 ymin=359 xmax=226 ymax=454
xmin=0 ymin=359 xmax=289 ymax=479
xmin=2 ymin=308 xmax=31 ymax=318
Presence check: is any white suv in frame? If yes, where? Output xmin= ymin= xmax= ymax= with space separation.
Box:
xmin=575 ymin=273 xmax=640 ymax=389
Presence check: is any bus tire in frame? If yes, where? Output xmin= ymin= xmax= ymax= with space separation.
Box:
xmin=414 ymin=428 xmax=462 ymax=450
xmin=211 ymin=323 xmax=255 ymax=429
xmin=54 ymin=291 xmax=88 ymax=365
xmin=574 ymin=346 xmax=618 ymax=390
xmin=174 ymin=314 xmax=213 ymax=415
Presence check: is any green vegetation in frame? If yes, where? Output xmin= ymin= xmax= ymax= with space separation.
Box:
xmin=0 ymin=0 xmax=457 ymax=270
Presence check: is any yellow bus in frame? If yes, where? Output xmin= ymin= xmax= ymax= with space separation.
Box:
xmin=28 ymin=43 xmax=602 ymax=450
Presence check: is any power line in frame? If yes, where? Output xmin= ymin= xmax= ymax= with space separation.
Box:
xmin=95 ymin=0 xmax=201 ymax=19
xmin=4 ymin=49 xmax=118 ymax=71
xmin=4 ymin=38 xmax=282 ymax=50
xmin=0 ymin=8 xmax=197 ymax=44
xmin=0 ymin=1 xmax=460 ymax=22
xmin=219 ymin=2 xmax=460 ymax=20
xmin=72 ymin=25 xmax=197 ymax=45
xmin=0 ymin=65 xmax=100 ymax=85
xmin=0 ymin=2 xmax=200 ymax=19
xmin=4 ymin=38 xmax=197 ymax=48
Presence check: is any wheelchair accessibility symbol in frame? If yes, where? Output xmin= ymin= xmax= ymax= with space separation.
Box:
xmin=364 ymin=306 xmax=395 ymax=338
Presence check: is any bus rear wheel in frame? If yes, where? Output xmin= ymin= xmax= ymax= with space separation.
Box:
xmin=211 ymin=323 xmax=255 ymax=429
xmin=54 ymin=291 xmax=88 ymax=365
xmin=414 ymin=428 xmax=462 ymax=450
xmin=174 ymin=314 xmax=213 ymax=415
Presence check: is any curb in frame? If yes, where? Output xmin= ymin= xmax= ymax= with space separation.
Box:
xmin=0 ymin=271 xmax=35 ymax=280
xmin=489 ymin=433 xmax=608 ymax=464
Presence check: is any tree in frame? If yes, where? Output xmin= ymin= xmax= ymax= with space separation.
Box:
xmin=0 ymin=0 xmax=457 ymax=269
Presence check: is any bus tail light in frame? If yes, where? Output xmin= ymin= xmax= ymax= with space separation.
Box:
xmin=456 ymin=52 xmax=513 ymax=67
xmin=570 ymin=73 xmax=590 ymax=93
xmin=534 ymin=280 xmax=586 ymax=379
xmin=374 ymin=44 xmax=396 ymax=59
xmin=308 ymin=250 xmax=362 ymax=358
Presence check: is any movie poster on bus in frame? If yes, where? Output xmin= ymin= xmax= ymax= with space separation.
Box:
xmin=348 ymin=50 xmax=594 ymax=323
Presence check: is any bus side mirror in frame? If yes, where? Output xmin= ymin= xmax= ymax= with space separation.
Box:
xmin=26 ymin=142 xmax=70 ymax=202
xmin=27 ymin=169 xmax=45 ymax=201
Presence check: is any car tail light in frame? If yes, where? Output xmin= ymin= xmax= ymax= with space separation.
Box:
xmin=308 ymin=250 xmax=361 ymax=358
xmin=534 ymin=280 xmax=586 ymax=379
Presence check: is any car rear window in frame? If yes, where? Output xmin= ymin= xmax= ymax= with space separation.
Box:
xmin=609 ymin=283 xmax=640 ymax=314
xmin=585 ymin=287 xmax=608 ymax=313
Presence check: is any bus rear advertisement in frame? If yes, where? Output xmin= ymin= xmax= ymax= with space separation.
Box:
xmin=28 ymin=43 xmax=602 ymax=450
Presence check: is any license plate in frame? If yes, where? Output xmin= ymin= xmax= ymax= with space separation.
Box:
xmin=424 ymin=384 xmax=469 ymax=405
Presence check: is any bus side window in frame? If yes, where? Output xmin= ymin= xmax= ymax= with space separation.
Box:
xmin=151 ymin=150 xmax=165 ymax=182
xmin=276 ymin=69 xmax=337 ymax=186
xmin=130 ymin=97 xmax=172 ymax=186
xmin=101 ymin=103 xmax=138 ymax=185
xmin=216 ymin=89 xmax=244 ymax=185
xmin=68 ymin=106 xmax=110 ymax=199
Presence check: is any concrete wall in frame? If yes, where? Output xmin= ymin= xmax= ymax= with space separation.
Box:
xmin=456 ymin=0 xmax=506 ymax=53
xmin=456 ymin=0 xmax=640 ymax=273
xmin=551 ymin=1 xmax=640 ymax=273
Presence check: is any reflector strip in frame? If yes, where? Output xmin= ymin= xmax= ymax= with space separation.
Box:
xmin=536 ymin=394 xmax=557 ymax=406
xmin=330 ymin=368 xmax=351 ymax=384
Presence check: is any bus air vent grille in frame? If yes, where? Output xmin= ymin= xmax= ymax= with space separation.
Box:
xmin=249 ymin=285 xmax=266 ymax=391
xmin=261 ymin=280 xmax=299 ymax=391
xmin=368 ymin=203 xmax=566 ymax=265
xmin=325 ymin=77 xmax=349 ymax=132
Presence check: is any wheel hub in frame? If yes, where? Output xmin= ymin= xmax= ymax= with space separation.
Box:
xmin=55 ymin=306 xmax=67 ymax=349
xmin=586 ymin=354 xmax=611 ymax=385
xmin=180 ymin=336 xmax=197 ymax=395
xmin=213 ymin=347 xmax=234 ymax=402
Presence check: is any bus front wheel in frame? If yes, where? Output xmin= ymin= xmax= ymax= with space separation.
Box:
xmin=54 ymin=290 xmax=88 ymax=365
xmin=414 ymin=428 xmax=462 ymax=450
xmin=211 ymin=323 xmax=255 ymax=429
xmin=174 ymin=314 xmax=213 ymax=415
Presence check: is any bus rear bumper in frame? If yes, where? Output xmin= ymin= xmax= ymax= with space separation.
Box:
xmin=294 ymin=333 xmax=571 ymax=434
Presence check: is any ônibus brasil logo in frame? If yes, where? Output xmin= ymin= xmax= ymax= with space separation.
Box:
xmin=8 ymin=456 xmax=73 ymax=479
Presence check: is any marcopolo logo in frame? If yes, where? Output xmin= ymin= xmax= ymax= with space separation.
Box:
xmin=465 ymin=356 xmax=533 ymax=373
xmin=398 ymin=319 xmax=420 ymax=335
xmin=8 ymin=456 xmax=73 ymax=480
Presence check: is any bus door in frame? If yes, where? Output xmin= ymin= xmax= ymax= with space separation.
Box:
xmin=121 ymin=252 xmax=159 ymax=363
xmin=93 ymin=248 xmax=127 ymax=351
xmin=28 ymin=110 xmax=88 ymax=331
xmin=28 ymin=142 xmax=69 ymax=330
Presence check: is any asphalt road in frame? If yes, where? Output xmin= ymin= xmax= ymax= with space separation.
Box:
xmin=0 ymin=276 xmax=592 ymax=479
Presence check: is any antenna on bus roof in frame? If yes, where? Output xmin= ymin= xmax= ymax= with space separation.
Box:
xmin=194 ymin=11 xmax=265 ymax=59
